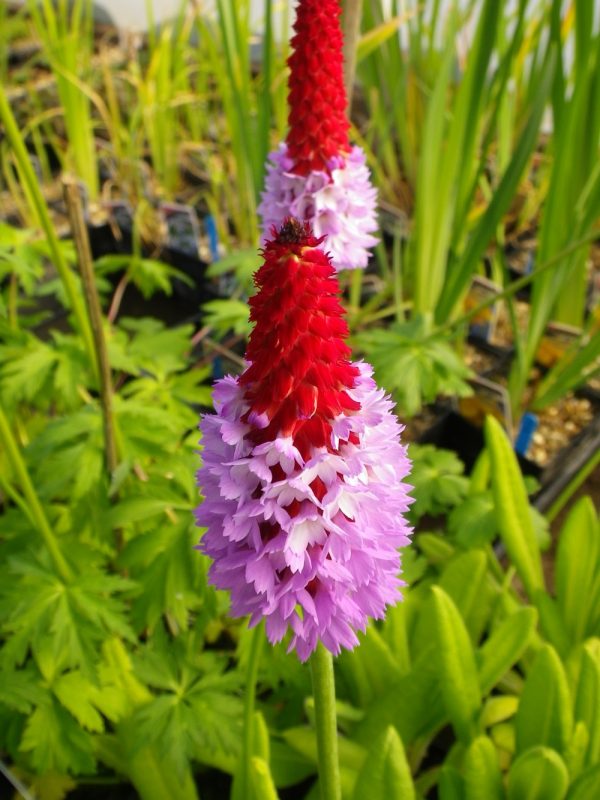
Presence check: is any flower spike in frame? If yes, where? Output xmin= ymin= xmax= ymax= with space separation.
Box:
xmin=196 ymin=220 xmax=412 ymax=661
xmin=286 ymin=0 xmax=350 ymax=175
xmin=258 ymin=0 xmax=378 ymax=271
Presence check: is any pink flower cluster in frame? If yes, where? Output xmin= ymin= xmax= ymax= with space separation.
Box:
xmin=259 ymin=145 xmax=378 ymax=271
xmin=196 ymin=222 xmax=412 ymax=660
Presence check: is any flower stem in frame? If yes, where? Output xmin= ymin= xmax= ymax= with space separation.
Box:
xmin=234 ymin=622 xmax=264 ymax=800
xmin=310 ymin=644 xmax=341 ymax=800
xmin=349 ymin=268 xmax=363 ymax=324
xmin=0 ymin=406 xmax=74 ymax=584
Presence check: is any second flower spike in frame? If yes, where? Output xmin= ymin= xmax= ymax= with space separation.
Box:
xmin=259 ymin=0 xmax=378 ymax=271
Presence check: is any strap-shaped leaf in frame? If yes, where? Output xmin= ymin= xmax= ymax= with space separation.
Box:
xmin=463 ymin=735 xmax=503 ymax=800
xmin=253 ymin=710 xmax=270 ymax=764
xmin=352 ymin=726 xmax=415 ymax=800
xmin=432 ymin=586 xmax=481 ymax=743
xmin=481 ymin=696 xmax=519 ymax=729
xmin=478 ymin=607 xmax=537 ymax=696
xmin=439 ymin=550 xmax=490 ymax=642
xmin=250 ymin=757 xmax=279 ymax=800
xmin=575 ymin=640 xmax=600 ymax=767
xmin=339 ymin=624 xmax=403 ymax=707
xmin=565 ymin=721 xmax=590 ymax=779
xmin=515 ymin=645 xmax=573 ymax=757
xmin=352 ymin=644 xmax=444 ymax=747
xmin=555 ymin=497 xmax=600 ymax=643
xmin=568 ymin=764 xmax=600 ymax=800
xmin=485 ymin=416 xmax=544 ymax=598
xmin=533 ymin=590 xmax=571 ymax=658
xmin=507 ymin=746 xmax=569 ymax=800
xmin=438 ymin=765 xmax=465 ymax=800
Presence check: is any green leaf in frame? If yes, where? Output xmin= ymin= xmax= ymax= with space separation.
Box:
xmin=555 ymin=497 xmax=599 ymax=643
xmin=533 ymin=329 xmax=600 ymax=410
xmin=252 ymin=710 xmax=270 ymax=763
xmin=481 ymin=696 xmax=519 ymax=729
xmin=20 ymin=697 xmax=96 ymax=775
xmin=490 ymin=721 xmax=515 ymax=757
xmin=507 ymin=746 xmax=569 ymax=800
xmin=250 ymin=757 xmax=279 ymax=800
xmin=357 ymin=16 xmax=406 ymax=63
xmin=338 ymin=624 xmax=403 ymax=707
xmin=119 ymin=518 xmax=205 ymax=633
xmin=0 ymin=336 xmax=58 ymax=405
xmin=53 ymin=670 xmax=105 ymax=732
xmin=409 ymin=445 xmax=470 ymax=518
xmin=29 ymin=772 xmax=77 ymax=800
xmin=438 ymin=50 xmax=555 ymax=321
xmin=108 ymin=494 xmax=192 ymax=527
xmin=478 ymin=607 xmax=537 ymax=696
xmin=565 ymin=720 xmax=589 ymax=780
xmin=439 ymin=550 xmax=490 ymax=642
xmin=282 ymin=726 xmax=366 ymax=774
xmin=96 ymin=637 xmax=152 ymax=720
xmin=485 ymin=415 xmax=544 ymax=598
xmin=381 ymin=601 xmax=411 ymax=673
xmin=515 ymin=645 xmax=573 ymax=757
xmin=352 ymin=644 xmax=444 ymax=747
xmin=438 ymin=765 xmax=465 ymax=800
xmin=568 ymin=764 xmax=600 ymax=800
xmin=117 ymin=397 xmax=186 ymax=460
xmin=449 ymin=492 xmax=497 ymax=548
xmin=353 ymin=316 xmax=473 ymax=417
xmin=417 ymin=533 xmax=456 ymax=565
xmin=201 ymin=298 xmax=252 ymax=337
xmin=0 ymin=665 xmax=46 ymax=713
xmin=95 ymin=255 xmax=191 ymax=298
xmin=352 ymin=726 xmax=415 ymax=800
xmin=1 ymin=561 xmax=135 ymax=675
xmin=99 ymin=729 xmax=200 ymax=800
xmin=269 ymin=739 xmax=314 ymax=788
xmin=131 ymin=637 xmax=242 ymax=778
xmin=533 ymin=590 xmax=571 ymax=658
xmin=117 ymin=318 xmax=194 ymax=377
xmin=575 ymin=640 xmax=600 ymax=767
xmin=463 ymin=735 xmax=503 ymax=800
xmin=205 ymin=248 xmax=257 ymax=284
xmin=27 ymin=406 xmax=104 ymax=502
xmin=431 ymin=586 xmax=481 ymax=743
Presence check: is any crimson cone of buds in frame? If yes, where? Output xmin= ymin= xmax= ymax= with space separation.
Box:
xmin=196 ymin=220 xmax=412 ymax=661
xmin=286 ymin=0 xmax=351 ymax=175
xmin=259 ymin=0 xmax=378 ymax=271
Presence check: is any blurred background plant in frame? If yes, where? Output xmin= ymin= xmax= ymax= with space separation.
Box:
xmin=0 ymin=0 xmax=599 ymax=798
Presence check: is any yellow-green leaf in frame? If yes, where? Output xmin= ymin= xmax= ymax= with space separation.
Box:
xmin=485 ymin=416 xmax=544 ymax=598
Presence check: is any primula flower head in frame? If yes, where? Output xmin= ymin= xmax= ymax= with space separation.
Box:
xmin=258 ymin=0 xmax=378 ymax=271
xmin=196 ymin=219 xmax=412 ymax=661
xmin=286 ymin=0 xmax=350 ymax=175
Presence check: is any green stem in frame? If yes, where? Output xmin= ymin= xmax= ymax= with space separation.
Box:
xmin=349 ymin=268 xmax=363 ymax=323
xmin=0 ymin=83 xmax=98 ymax=380
xmin=545 ymin=446 xmax=600 ymax=523
xmin=234 ymin=622 xmax=264 ymax=800
xmin=310 ymin=644 xmax=341 ymax=800
xmin=0 ymin=406 xmax=74 ymax=583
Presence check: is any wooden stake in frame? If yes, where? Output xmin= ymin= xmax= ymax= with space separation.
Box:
xmin=342 ymin=0 xmax=363 ymax=113
xmin=63 ymin=177 xmax=118 ymax=475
